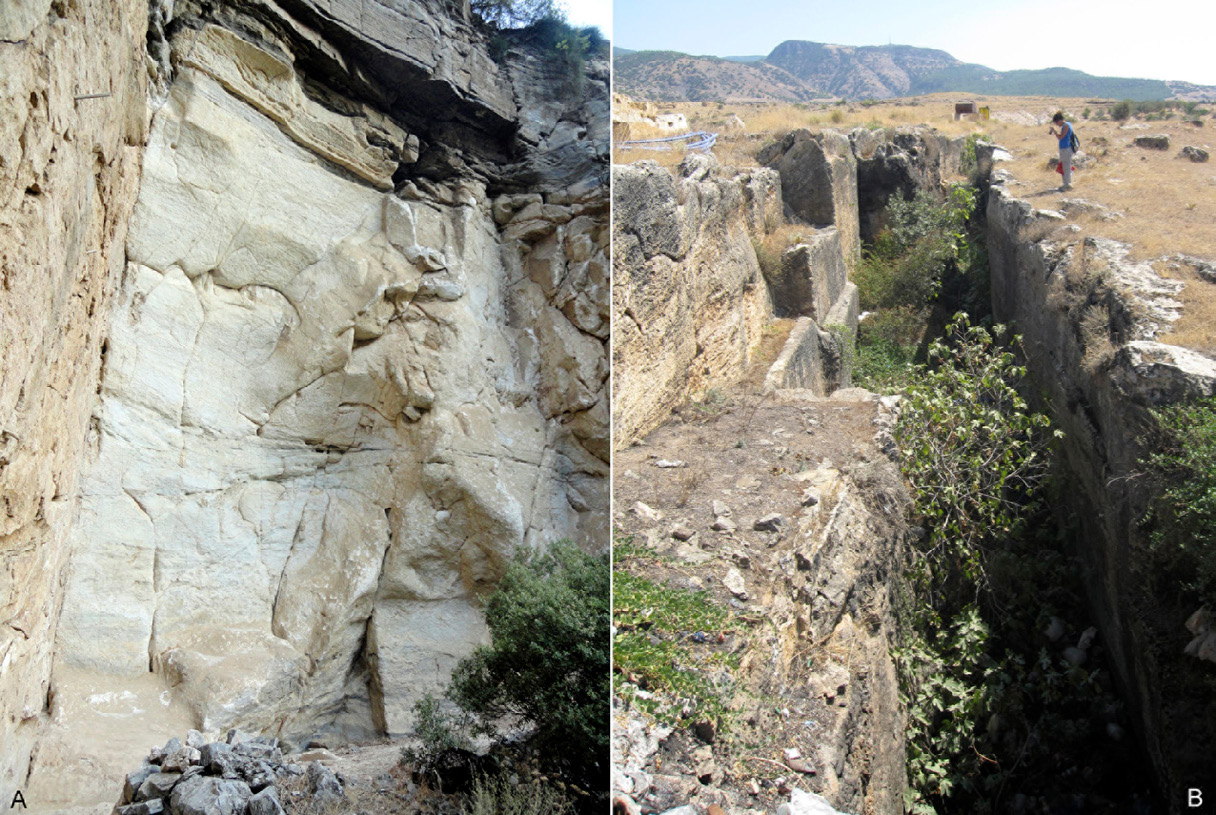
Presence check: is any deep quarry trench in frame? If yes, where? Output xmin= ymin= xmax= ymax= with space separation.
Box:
xmin=612 ymin=130 xmax=1210 ymax=814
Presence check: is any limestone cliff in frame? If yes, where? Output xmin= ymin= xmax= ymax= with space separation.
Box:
xmin=4 ymin=0 xmax=608 ymax=807
xmin=0 ymin=0 xmax=149 ymax=792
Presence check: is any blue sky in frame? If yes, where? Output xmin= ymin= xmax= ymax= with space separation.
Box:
xmin=611 ymin=0 xmax=1216 ymax=85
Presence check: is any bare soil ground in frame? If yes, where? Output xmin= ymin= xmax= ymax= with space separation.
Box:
xmin=613 ymin=378 xmax=908 ymax=813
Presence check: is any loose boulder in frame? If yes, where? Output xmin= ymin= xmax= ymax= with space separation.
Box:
xmin=1133 ymin=134 xmax=1170 ymax=150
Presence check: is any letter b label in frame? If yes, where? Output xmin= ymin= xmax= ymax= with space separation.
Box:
xmin=1190 ymin=789 xmax=1203 ymax=808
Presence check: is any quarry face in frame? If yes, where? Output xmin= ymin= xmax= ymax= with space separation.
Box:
xmin=1 ymin=0 xmax=608 ymax=806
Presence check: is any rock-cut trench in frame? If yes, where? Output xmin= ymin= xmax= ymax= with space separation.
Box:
xmin=611 ymin=126 xmax=1211 ymax=812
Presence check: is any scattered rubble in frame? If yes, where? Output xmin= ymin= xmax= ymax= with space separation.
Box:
xmin=115 ymin=730 xmax=337 ymax=815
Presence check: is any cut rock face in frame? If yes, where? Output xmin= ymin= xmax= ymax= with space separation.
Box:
xmin=23 ymin=0 xmax=608 ymax=807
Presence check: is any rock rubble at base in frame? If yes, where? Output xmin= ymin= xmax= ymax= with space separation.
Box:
xmin=115 ymin=731 xmax=342 ymax=815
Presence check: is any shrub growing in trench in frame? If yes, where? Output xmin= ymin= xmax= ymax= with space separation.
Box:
xmin=853 ymin=183 xmax=986 ymax=392
xmin=891 ymin=315 xmax=1120 ymax=813
xmin=895 ymin=315 xmax=1057 ymax=594
xmin=1143 ymin=397 xmax=1216 ymax=609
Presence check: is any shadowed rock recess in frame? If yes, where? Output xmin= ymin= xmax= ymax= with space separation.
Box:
xmin=1 ymin=0 xmax=607 ymax=807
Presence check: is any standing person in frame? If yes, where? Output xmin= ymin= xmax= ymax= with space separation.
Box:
xmin=1049 ymin=112 xmax=1076 ymax=191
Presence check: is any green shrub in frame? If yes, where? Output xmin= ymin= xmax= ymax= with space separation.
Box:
xmin=402 ymin=694 xmax=475 ymax=774
xmin=853 ymin=307 xmax=924 ymax=392
xmin=887 ymin=184 xmax=976 ymax=253
xmin=894 ymin=314 xmax=1058 ymax=589
xmin=447 ymin=542 xmax=609 ymax=794
xmin=1110 ymin=100 xmax=1131 ymax=121
xmin=854 ymin=184 xmax=977 ymax=313
xmin=959 ymin=132 xmax=989 ymax=178
xmin=895 ymin=604 xmax=991 ymax=811
xmin=1143 ymin=398 xmax=1216 ymax=609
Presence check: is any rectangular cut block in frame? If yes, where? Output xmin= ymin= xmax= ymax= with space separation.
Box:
xmin=764 ymin=227 xmax=846 ymax=322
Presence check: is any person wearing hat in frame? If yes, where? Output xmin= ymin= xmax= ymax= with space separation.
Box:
xmin=1049 ymin=112 xmax=1076 ymax=191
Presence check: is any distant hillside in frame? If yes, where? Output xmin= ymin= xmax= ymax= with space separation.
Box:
xmin=615 ymin=40 xmax=1213 ymax=102
xmin=614 ymin=50 xmax=827 ymax=103
xmin=765 ymin=41 xmax=1175 ymax=100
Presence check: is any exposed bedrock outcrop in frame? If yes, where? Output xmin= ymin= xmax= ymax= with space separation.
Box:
xmin=611 ymin=154 xmax=780 ymax=448
xmin=760 ymin=125 xmax=966 ymax=254
xmin=849 ymin=126 xmax=964 ymax=243
xmin=987 ymin=180 xmax=1216 ymax=806
xmin=0 ymin=0 xmax=149 ymax=791
xmin=9 ymin=0 xmax=607 ymax=807
xmin=762 ymin=230 xmax=860 ymax=394
xmin=761 ymin=129 xmax=859 ymax=259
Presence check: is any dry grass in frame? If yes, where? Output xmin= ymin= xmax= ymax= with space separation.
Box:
xmin=740 ymin=318 xmax=797 ymax=389
xmin=753 ymin=223 xmax=818 ymax=276
xmin=613 ymin=92 xmax=1216 ymax=355
xmin=1155 ymin=259 xmax=1216 ymax=355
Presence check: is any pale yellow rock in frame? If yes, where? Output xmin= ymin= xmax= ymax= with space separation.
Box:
xmin=36 ymin=23 xmax=607 ymax=804
xmin=0 ymin=0 xmax=148 ymax=792
xmin=612 ymin=158 xmax=780 ymax=447
xmin=176 ymin=24 xmax=416 ymax=189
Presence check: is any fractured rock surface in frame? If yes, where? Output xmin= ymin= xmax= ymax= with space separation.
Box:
xmin=612 ymin=154 xmax=781 ymax=448
xmin=986 ymin=176 xmax=1216 ymax=798
xmin=0 ymin=0 xmax=150 ymax=791
xmin=11 ymin=0 xmax=608 ymax=807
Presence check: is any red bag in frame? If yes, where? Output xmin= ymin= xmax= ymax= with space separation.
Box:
xmin=1055 ymin=162 xmax=1076 ymax=175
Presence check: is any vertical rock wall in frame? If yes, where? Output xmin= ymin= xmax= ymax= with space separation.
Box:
xmin=9 ymin=0 xmax=608 ymax=807
xmin=987 ymin=180 xmax=1216 ymax=805
xmin=0 ymin=0 xmax=148 ymax=790
xmin=611 ymin=154 xmax=781 ymax=448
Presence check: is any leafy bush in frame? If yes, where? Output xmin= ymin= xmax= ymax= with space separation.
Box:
xmin=1143 ymin=398 xmax=1216 ymax=609
xmin=854 ymin=184 xmax=977 ymax=312
xmin=959 ymin=132 xmax=989 ymax=178
xmin=447 ymin=542 xmax=609 ymax=794
xmin=887 ymin=184 xmax=976 ymax=254
xmin=402 ymin=694 xmax=475 ymax=775
xmin=1110 ymin=100 xmax=1131 ymax=121
xmin=894 ymin=314 xmax=1057 ymax=590
xmin=402 ymin=542 xmax=608 ymax=806
xmin=895 ymin=604 xmax=991 ymax=811
xmin=886 ymin=317 xmax=1148 ymax=814
xmin=853 ymin=307 xmax=923 ymax=392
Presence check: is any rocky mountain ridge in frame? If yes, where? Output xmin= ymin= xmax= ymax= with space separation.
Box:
xmin=615 ymin=40 xmax=1216 ymax=102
